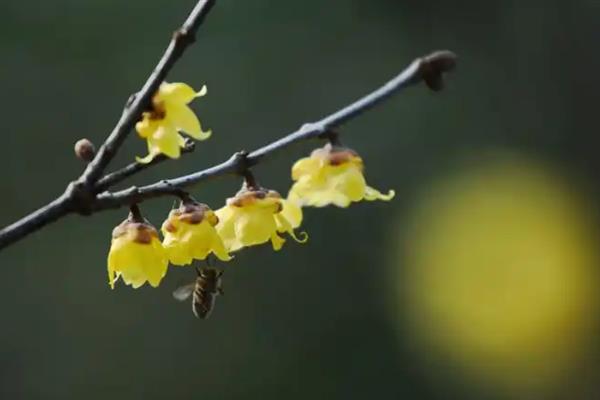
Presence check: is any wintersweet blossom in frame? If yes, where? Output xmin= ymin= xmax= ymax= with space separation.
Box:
xmin=162 ymin=200 xmax=231 ymax=265
xmin=215 ymin=185 xmax=306 ymax=252
xmin=136 ymin=82 xmax=211 ymax=163
xmin=107 ymin=214 xmax=168 ymax=289
xmin=288 ymin=144 xmax=395 ymax=208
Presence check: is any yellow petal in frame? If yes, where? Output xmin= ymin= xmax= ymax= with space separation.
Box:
xmin=163 ymin=216 xmax=232 ymax=264
xmin=270 ymin=232 xmax=286 ymax=251
xmin=211 ymin=232 xmax=232 ymax=261
xmin=158 ymin=82 xmax=204 ymax=104
xmin=290 ymin=183 xmax=352 ymax=208
xmin=163 ymin=231 xmax=194 ymax=266
xmin=364 ymin=186 xmax=395 ymax=201
xmin=107 ymin=237 xmax=168 ymax=289
xmin=234 ymin=208 xmax=277 ymax=247
xmin=136 ymin=151 xmax=158 ymax=164
xmin=334 ymin=167 xmax=367 ymax=202
xmin=144 ymin=239 xmax=169 ymax=287
xmin=291 ymin=157 xmax=321 ymax=181
xmin=149 ymin=124 xmax=183 ymax=159
xmin=323 ymin=191 xmax=353 ymax=208
xmin=135 ymin=115 xmax=157 ymax=138
xmin=166 ymin=104 xmax=211 ymax=140
xmin=279 ymin=199 xmax=303 ymax=229
xmin=107 ymin=253 xmax=117 ymax=289
xmin=216 ymin=206 xmax=242 ymax=251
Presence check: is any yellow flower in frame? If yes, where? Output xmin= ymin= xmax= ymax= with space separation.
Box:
xmin=215 ymin=186 xmax=306 ymax=252
xmin=288 ymin=144 xmax=395 ymax=207
xmin=136 ymin=82 xmax=211 ymax=163
xmin=107 ymin=217 xmax=168 ymax=289
xmin=162 ymin=201 xmax=231 ymax=265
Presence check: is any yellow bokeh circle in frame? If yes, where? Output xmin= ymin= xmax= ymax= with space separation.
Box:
xmin=395 ymin=156 xmax=599 ymax=393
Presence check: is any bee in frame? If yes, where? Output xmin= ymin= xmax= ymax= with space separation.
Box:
xmin=173 ymin=267 xmax=224 ymax=319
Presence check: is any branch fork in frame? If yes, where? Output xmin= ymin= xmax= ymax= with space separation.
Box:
xmin=0 ymin=0 xmax=456 ymax=251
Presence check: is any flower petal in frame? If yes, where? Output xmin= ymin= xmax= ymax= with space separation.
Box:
xmin=149 ymin=125 xmax=183 ymax=159
xmin=234 ymin=208 xmax=277 ymax=247
xmin=136 ymin=151 xmax=158 ymax=164
xmin=364 ymin=186 xmax=395 ymax=201
xmin=158 ymin=82 xmax=203 ymax=104
xmin=135 ymin=115 xmax=157 ymax=138
xmin=167 ymin=104 xmax=211 ymax=140
xmin=216 ymin=206 xmax=242 ymax=252
xmin=270 ymin=232 xmax=286 ymax=251
xmin=108 ymin=238 xmax=168 ymax=289
xmin=334 ymin=166 xmax=366 ymax=202
xmin=279 ymin=199 xmax=303 ymax=229
xmin=211 ymin=232 xmax=232 ymax=261
xmin=291 ymin=157 xmax=321 ymax=181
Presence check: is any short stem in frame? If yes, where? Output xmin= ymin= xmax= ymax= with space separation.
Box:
xmin=178 ymin=191 xmax=195 ymax=205
xmin=323 ymin=130 xmax=343 ymax=147
xmin=128 ymin=204 xmax=144 ymax=222
xmin=242 ymin=169 xmax=260 ymax=191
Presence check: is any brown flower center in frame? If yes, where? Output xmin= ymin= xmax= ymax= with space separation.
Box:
xmin=112 ymin=221 xmax=159 ymax=244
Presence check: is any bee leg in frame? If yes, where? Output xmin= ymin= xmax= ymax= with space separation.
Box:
xmin=218 ymin=284 xmax=224 ymax=296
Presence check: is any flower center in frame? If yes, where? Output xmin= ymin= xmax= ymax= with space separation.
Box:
xmin=148 ymin=99 xmax=167 ymax=120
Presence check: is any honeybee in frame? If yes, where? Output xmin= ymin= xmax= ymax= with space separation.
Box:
xmin=173 ymin=267 xmax=224 ymax=319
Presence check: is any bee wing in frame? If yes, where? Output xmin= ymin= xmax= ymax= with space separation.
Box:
xmin=172 ymin=283 xmax=195 ymax=301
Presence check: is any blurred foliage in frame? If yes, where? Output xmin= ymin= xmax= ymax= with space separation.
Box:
xmin=1 ymin=0 xmax=600 ymax=399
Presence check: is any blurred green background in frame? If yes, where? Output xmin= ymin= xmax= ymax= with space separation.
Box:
xmin=2 ymin=1 xmax=600 ymax=399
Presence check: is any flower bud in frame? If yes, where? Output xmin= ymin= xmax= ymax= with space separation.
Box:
xmin=74 ymin=138 xmax=96 ymax=162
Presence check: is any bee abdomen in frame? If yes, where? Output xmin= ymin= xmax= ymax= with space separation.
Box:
xmin=192 ymin=287 xmax=215 ymax=319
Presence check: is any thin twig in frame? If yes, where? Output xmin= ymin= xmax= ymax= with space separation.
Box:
xmin=92 ymin=50 xmax=457 ymax=210
xmin=96 ymin=139 xmax=196 ymax=192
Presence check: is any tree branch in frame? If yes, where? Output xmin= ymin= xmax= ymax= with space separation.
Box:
xmin=92 ymin=50 xmax=457 ymax=210
xmin=95 ymin=139 xmax=196 ymax=192
xmin=0 ymin=0 xmax=217 ymax=251
xmin=0 ymin=193 xmax=73 ymax=250
xmin=0 ymin=49 xmax=456 ymax=251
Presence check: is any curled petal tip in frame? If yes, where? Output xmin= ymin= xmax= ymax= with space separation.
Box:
xmin=381 ymin=189 xmax=396 ymax=201
xmin=291 ymin=230 xmax=309 ymax=244
xmin=196 ymin=85 xmax=208 ymax=97
xmin=197 ymin=129 xmax=212 ymax=141
xmin=187 ymin=128 xmax=212 ymax=141
xmin=365 ymin=186 xmax=395 ymax=201
xmin=215 ymin=252 xmax=233 ymax=262
xmin=136 ymin=153 xmax=156 ymax=164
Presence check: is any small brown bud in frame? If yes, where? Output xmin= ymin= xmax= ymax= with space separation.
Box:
xmin=74 ymin=138 xmax=96 ymax=162
xmin=420 ymin=50 xmax=457 ymax=92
